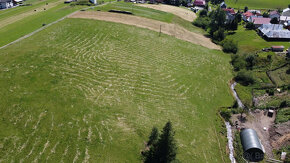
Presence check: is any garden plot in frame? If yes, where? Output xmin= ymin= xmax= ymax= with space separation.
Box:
xmin=0 ymin=18 xmax=233 ymax=162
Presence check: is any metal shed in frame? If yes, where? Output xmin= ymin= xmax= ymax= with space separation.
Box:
xmin=240 ymin=129 xmax=264 ymax=162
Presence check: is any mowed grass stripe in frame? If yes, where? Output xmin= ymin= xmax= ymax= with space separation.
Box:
xmin=0 ymin=18 xmax=232 ymax=162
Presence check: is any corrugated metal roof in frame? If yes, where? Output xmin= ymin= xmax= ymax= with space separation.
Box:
xmin=258 ymin=24 xmax=290 ymax=39
xmin=240 ymin=129 xmax=263 ymax=152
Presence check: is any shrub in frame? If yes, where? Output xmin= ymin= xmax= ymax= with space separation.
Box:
xmin=199 ymin=9 xmax=208 ymax=17
xmin=220 ymin=108 xmax=231 ymax=121
xmin=213 ymin=28 xmax=225 ymax=42
xmin=222 ymin=38 xmax=238 ymax=53
xmin=235 ymin=70 xmax=255 ymax=86
xmin=245 ymin=54 xmax=256 ymax=69
xmin=231 ymin=54 xmax=246 ymax=71
xmin=266 ymin=89 xmax=274 ymax=96
xmin=245 ymin=22 xmax=255 ymax=29
xmin=193 ymin=16 xmax=210 ymax=29
xmin=270 ymin=17 xmax=279 ymax=24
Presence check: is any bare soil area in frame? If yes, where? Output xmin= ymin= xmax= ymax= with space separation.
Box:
xmin=68 ymin=11 xmax=220 ymax=50
xmin=231 ymin=110 xmax=275 ymax=158
xmin=269 ymin=121 xmax=290 ymax=149
xmin=137 ymin=4 xmax=196 ymax=22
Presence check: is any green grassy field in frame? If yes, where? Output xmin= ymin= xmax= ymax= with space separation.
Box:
xmin=226 ymin=26 xmax=290 ymax=54
xmin=0 ymin=18 xmax=233 ymax=162
xmin=225 ymin=0 xmax=289 ymax=9
xmin=0 ymin=1 xmax=85 ymax=47
xmin=268 ymin=66 xmax=290 ymax=86
xmin=92 ymin=2 xmax=205 ymax=34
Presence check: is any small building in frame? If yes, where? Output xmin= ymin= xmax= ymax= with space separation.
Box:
xmin=267 ymin=109 xmax=274 ymax=117
xmin=220 ymin=1 xmax=226 ymax=9
xmin=271 ymin=46 xmax=285 ymax=52
xmin=0 ymin=0 xmax=14 ymax=9
xmin=193 ymin=0 xmax=205 ymax=7
xmin=280 ymin=16 xmax=290 ymax=24
xmin=282 ymin=8 xmax=290 ymax=16
xmin=248 ymin=9 xmax=261 ymax=14
xmin=243 ymin=11 xmax=262 ymax=22
xmin=240 ymin=129 xmax=264 ymax=162
xmin=269 ymin=10 xmax=280 ymax=19
xmin=251 ymin=17 xmax=271 ymax=28
xmin=223 ymin=8 xmax=235 ymax=23
xmin=258 ymin=24 xmax=290 ymax=41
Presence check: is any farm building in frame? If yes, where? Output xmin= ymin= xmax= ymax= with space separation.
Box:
xmin=251 ymin=17 xmax=271 ymax=28
xmin=223 ymin=8 xmax=235 ymax=23
xmin=258 ymin=24 xmax=290 ymax=41
xmin=220 ymin=1 xmax=226 ymax=9
xmin=240 ymin=129 xmax=264 ymax=162
xmin=193 ymin=0 xmax=205 ymax=7
xmin=243 ymin=11 xmax=262 ymax=22
xmin=271 ymin=46 xmax=285 ymax=52
xmin=280 ymin=16 xmax=290 ymax=24
xmin=0 ymin=0 xmax=13 ymax=9
xmin=269 ymin=10 xmax=280 ymax=19
xmin=282 ymin=8 xmax=290 ymax=16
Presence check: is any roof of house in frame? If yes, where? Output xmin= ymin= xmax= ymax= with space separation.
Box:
xmin=0 ymin=0 xmax=12 ymax=2
xmin=272 ymin=46 xmax=285 ymax=49
xmin=220 ymin=1 xmax=226 ymax=7
xmin=259 ymin=24 xmax=283 ymax=30
xmin=259 ymin=27 xmax=290 ymax=39
xmin=248 ymin=9 xmax=261 ymax=14
xmin=282 ymin=8 xmax=290 ymax=16
xmin=270 ymin=10 xmax=279 ymax=15
xmin=252 ymin=17 xmax=271 ymax=25
xmin=223 ymin=8 xmax=235 ymax=15
xmin=280 ymin=16 xmax=290 ymax=21
xmin=193 ymin=0 xmax=205 ymax=6
xmin=243 ymin=11 xmax=253 ymax=17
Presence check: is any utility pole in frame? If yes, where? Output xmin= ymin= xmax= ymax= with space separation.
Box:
xmin=159 ymin=25 xmax=161 ymax=37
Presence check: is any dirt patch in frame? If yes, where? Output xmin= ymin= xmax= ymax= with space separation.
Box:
xmin=231 ymin=110 xmax=275 ymax=158
xmin=137 ymin=4 xmax=196 ymax=22
xmin=269 ymin=121 xmax=290 ymax=149
xmin=68 ymin=11 xmax=220 ymax=50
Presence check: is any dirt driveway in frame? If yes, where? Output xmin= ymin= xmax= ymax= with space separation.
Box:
xmin=138 ymin=4 xmax=196 ymax=22
xmin=231 ymin=110 xmax=275 ymax=158
xmin=68 ymin=11 xmax=220 ymax=50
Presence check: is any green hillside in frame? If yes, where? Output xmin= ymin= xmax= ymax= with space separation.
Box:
xmin=0 ymin=18 xmax=233 ymax=162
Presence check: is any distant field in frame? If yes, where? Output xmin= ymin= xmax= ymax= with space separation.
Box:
xmin=0 ymin=18 xmax=233 ymax=162
xmin=225 ymin=0 xmax=289 ymax=9
xmin=0 ymin=1 xmax=85 ymax=47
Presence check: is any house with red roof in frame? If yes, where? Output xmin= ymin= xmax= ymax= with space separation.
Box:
xmin=242 ymin=11 xmax=262 ymax=22
xmin=193 ymin=0 xmax=205 ymax=7
xmin=269 ymin=10 xmax=280 ymax=19
xmin=223 ymin=8 xmax=235 ymax=15
xmin=251 ymin=17 xmax=271 ymax=28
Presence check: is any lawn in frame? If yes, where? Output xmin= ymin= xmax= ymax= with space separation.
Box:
xmin=91 ymin=1 xmax=205 ymax=34
xmin=0 ymin=4 xmax=85 ymax=47
xmin=276 ymin=108 xmax=290 ymax=124
xmin=0 ymin=18 xmax=233 ymax=162
xmin=226 ymin=25 xmax=290 ymax=54
xmin=225 ymin=0 xmax=289 ymax=10
xmin=235 ymin=83 xmax=253 ymax=108
xmin=268 ymin=65 xmax=290 ymax=86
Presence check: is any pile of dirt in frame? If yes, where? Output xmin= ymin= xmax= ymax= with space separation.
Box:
xmin=68 ymin=11 xmax=220 ymax=50
xmin=269 ymin=121 xmax=290 ymax=149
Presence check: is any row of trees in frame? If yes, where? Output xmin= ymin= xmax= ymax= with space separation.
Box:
xmin=193 ymin=7 xmax=240 ymax=53
xmin=141 ymin=121 xmax=178 ymax=163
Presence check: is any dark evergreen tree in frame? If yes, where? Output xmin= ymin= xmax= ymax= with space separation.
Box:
xmin=244 ymin=6 xmax=248 ymax=12
xmin=147 ymin=127 xmax=159 ymax=146
xmin=270 ymin=17 xmax=279 ymax=24
xmin=209 ymin=7 xmax=226 ymax=36
xmin=154 ymin=121 xmax=177 ymax=163
xmin=236 ymin=11 xmax=242 ymax=23
xmin=142 ymin=121 xmax=177 ymax=163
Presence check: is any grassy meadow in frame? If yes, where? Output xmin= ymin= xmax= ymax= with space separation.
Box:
xmin=91 ymin=2 xmax=205 ymax=34
xmin=0 ymin=18 xmax=233 ymax=162
xmin=227 ymin=26 xmax=290 ymax=54
xmin=225 ymin=0 xmax=289 ymax=9
xmin=0 ymin=0 xmax=85 ymax=47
